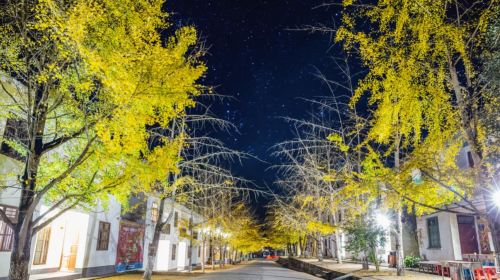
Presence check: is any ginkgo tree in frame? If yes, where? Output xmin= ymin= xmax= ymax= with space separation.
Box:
xmin=142 ymin=106 xmax=252 ymax=278
xmin=0 ymin=1 xmax=205 ymax=279
xmin=334 ymin=0 xmax=500 ymax=274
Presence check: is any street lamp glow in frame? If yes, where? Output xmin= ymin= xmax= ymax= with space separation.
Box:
xmin=376 ymin=213 xmax=391 ymax=229
xmin=201 ymin=227 xmax=211 ymax=234
xmin=493 ymin=190 xmax=500 ymax=208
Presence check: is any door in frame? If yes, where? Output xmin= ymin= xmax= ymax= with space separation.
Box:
xmin=60 ymin=230 xmax=79 ymax=271
xmin=457 ymin=215 xmax=479 ymax=254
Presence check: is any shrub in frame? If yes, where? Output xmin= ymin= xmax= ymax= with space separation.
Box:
xmin=404 ymin=256 xmax=421 ymax=268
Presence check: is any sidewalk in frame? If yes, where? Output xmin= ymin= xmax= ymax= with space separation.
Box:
xmin=298 ymin=258 xmax=449 ymax=279
xmin=90 ymin=262 xmax=250 ymax=280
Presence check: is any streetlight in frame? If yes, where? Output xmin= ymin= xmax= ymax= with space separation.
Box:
xmin=492 ymin=190 xmax=500 ymax=208
xmin=375 ymin=212 xmax=391 ymax=229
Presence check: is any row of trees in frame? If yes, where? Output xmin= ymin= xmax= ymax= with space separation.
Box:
xmin=0 ymin=1 xmax=261 ymax=280
xmin=268 ymin=0 xmax=499 ymax=276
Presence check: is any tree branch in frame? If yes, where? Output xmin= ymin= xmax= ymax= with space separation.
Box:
xmin=0 ymin=207 xmax=15 ymax=230
xmin=32 ymin=200 xmax=80 ymax=234
xmin=41 ymin=126 xmax=89 ymax=154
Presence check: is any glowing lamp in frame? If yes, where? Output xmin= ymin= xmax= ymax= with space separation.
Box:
xmin=376 ymin=213 xmax=391 ymax=229
xmin=493 ymin=190 xmax=500 ymax=208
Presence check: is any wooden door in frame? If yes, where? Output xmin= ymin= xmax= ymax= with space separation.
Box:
xmin=60 ymin=231 xmax=79 ymax=271
xmin=67 ymin=244 xmax=78 ymax=270
xmin=457 ymin=215 xmax=479 ymax=254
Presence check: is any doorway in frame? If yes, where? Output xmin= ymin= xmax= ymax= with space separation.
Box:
xmin=60 ymin=226 xmax=80 ymax=271
xmin=457 ymin=215 xmax=479 ymax=254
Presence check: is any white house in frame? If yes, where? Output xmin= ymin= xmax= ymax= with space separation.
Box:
xmin=143 ymin=197 xmax=205 ymax=272
xmin=0 ymin=74 xmax=206 ymax=279
xmin=416 ymin=145 xmax=497 ymax=261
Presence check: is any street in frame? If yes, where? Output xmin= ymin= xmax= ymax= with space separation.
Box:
xmin=193 ymin=260 xmax=321 ymax=280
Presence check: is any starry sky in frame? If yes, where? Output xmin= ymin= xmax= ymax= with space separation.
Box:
xmin=166 ymin=0 xmax=345 ymax=218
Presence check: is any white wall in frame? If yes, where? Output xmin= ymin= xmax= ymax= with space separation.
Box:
xmin=417 ymin=212 xmax=461 ymax=261
xmin=155 ymin=239 xmax=171 ymax=271
xmin=84 ymin=198 xmax=122 ymax=270
xmin=30 ymin=208 xmax=90 ymax=273
xmin=145 ymin=197 xmax=204 ymax=272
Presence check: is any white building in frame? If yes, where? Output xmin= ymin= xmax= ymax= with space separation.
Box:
xmin=416 ymin=145 xmax=497 ymax=261
xmin=0 ymin=178 xmax=205 ymax=279
xmin=0 ymin=73 xmax=207 ymax=279
xmin=143 ymin=197 xmax=204 ymax=272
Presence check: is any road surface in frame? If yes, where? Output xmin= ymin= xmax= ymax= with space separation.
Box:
xmin=193 ymin=260 xmax=322 ymax=280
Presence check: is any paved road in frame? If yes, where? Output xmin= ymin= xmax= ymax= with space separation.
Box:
xmin=193 ymin=260 xmax=321 ymax=280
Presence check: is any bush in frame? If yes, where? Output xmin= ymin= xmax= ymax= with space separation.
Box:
xmin=404 ymin=256 xmax=421 ymax=268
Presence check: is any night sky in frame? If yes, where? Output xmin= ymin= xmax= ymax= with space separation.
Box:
xmin=166 ymin=0 xmax=345 ymax=218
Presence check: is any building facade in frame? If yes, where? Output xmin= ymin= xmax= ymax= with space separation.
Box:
xmin=416 ymin=145 xmax=497 ymax=261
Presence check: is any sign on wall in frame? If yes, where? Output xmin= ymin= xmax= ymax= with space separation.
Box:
xmin=115 ymin=221 xmax=145 ymax=272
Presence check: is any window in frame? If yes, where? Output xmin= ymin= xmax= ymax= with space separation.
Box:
xmin=0 ymin=205 xmax=17 ymax=251
xmin=193 ymin=231 xmax=198 ymax=240
xmin=427 ymin=217 xmax=441 ymax=249
xmin=162 ymin=223 xmax=171 ymax=235
xmin=151 ymin=202 xmax=159 ymax=224
xmin=180 ymin=223 xmax=187 ymax=236
xmin=187 ymin=245 xmax=191 ymax=259
xmin=171 ymin=244 xmax=177 ymax=260
xmin=174 ymin=212 xmax=178 ymax=228
xmin=198 ymin=246 xmax=201 ymax=257
xmin=0 ymin=118 xmax=28 ymax=161
xmin=467 ymin=151 xmax=475 ymax=168
xmin=33 ymin=226 xmax=51 ymax=265
xmin=97 ymin=222 xmax=111 ymax=250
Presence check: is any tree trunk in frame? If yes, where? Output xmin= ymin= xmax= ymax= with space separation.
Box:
xmin=9 ymin=225 xmax=33 ymax=280
xmin=201 ymin=238 xmax=206 ymax=272
xmin=143 ymin=198 xmax=167 ymax=280
xmin=362 ymin=251 xmax=369 ymax=270
xmin=394 ymin=134 xmax=405 ymax=276
xmin=210 ymin=239 xmax=214 ymax=270
xmin=333 ymin=213 xmax=343 ymax=264
xmin=298 ymin=236 xmax=304 ymax=258
xmin=317 ymin=233 xmax=324 ymax=262
xmin=188 ymin=217 xmax=193 ymax=272
xmin=396 ymin=209 xmax=405 ymax=276
xmin=219 ymin=243 xmax=224 ymax=268
xmin=9 ymin=153 xmax=43 ymax=280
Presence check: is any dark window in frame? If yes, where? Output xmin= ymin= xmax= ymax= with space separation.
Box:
xmin=193 ymin=231 xmax=198 ymax=240
xmin=151 ymin=202 xmax=158 ymax=224
xmin=171 ymin=244 xmax=177 ymax=260
xmin=0 ymin=205 xmax=17 ymax=251
xmin=180 ymin=223 xmax=187 ymax=236
xmin=0 ymin=118 xmax=29 ymax=161
xmin=427 ymin=217 xmax=441 ymax=249
xmin=33 ymin=226 xmax=51 ymax=265
xmin=162 ymin=223 xmax=171 ymax=235
xmin=198 ymin=246 xmax=201 ymax=257
xmin=467 ymin=151 xmax=475 ymax=168
xmin=174 ymin=212 xmax=178 ymax=228
xmin=97 ymin=221 xmax=110 ymax=250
